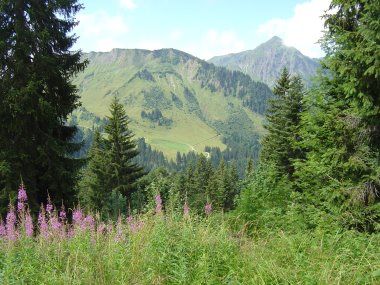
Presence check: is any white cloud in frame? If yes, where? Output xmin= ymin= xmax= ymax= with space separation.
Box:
xmin=75 ymin=11 xmax=129 ymax=52
xmin=120 ymin=0 xmax=137 ymax=10
xmin=257 ymin=0 xmax=330 ymax=58
xmin=187 ymin=29 xmax=245 ymax=60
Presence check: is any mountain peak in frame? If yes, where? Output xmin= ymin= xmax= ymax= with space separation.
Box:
xmin=208 ymin=36 xmax=320 ymax=87
xmin=266 ymin=36 xmax=283 ymax=44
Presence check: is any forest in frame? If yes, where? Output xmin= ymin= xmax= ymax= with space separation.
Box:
xmin=0 ymin=0 xmax=380 ymax=284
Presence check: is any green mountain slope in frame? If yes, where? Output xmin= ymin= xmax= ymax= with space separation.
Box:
xmin=208 ymin=36 xmax=320 ymax=87
xmin=73 ymin=48 xmax=272 ymax=158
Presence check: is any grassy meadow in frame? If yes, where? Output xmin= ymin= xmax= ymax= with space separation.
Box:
xmin=1 ymin=192 xmax=379 ymax=285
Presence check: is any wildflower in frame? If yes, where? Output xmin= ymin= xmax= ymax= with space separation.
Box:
xmin=204 ymin=202 xmax=212 ymax=216
xmin=17 ymin=183 xmax=27 ymax=202
xmin=155 ymin=193 xmax=163 ymax=214
xmin=59 ymin=205 xmax=67 ymax=221
xmin=24 ymin=210 xmax=34 ymax=237
xmin=115 ymin=216 xmax=124 ymax=241
xmin=183 ymin=201 xmax=190 ymax=218
xmin=50 ymin=215 xmax=61 ymax=232
xmin=127 ymin=215 xmax=141 ymax=233
xmin=72 ymin=208 xmax=83 ymax=225
xmin=38 ymin=206 xmax=49 ymax=238
xmin=6 ymin=206 xmax=18 ymax=240
xmin=0 ymin=219 xmax=6 ymax=236
xmin=97 ymin=223 xmax=106 ymax=236
xmin=46 ymin=197 xmax=54 ymax=214
xmin=17 ymin=183 xmax=27 ymax=212
xmin=83 ymin=214 xmax=95 ymax=231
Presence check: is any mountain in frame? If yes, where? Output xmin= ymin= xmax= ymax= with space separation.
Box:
xmin=208 ymin=36 xmax=321 ymax=87
xmin=72 ymin=48 xmax=273 ymax=159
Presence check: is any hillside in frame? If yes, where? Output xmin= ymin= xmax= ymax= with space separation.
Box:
xmin=208 ymin=36 xmax=320 ymax=87
xmin=72 ymin=48 xmax=273 ymax=159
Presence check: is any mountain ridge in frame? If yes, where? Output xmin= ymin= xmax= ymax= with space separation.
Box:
xmin=73 ymin=47 xmax=272 ymax=159
xmin=208 ymin=36 xmax=321 ymax=87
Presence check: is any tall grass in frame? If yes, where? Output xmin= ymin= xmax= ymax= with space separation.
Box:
xmin=0 ymin=186 xmax=379 ymax=284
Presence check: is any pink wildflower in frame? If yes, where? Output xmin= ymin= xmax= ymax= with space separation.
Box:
xmin=83 ymin=214 xmax=95 ymax=231
xmin=183 ymin=201 xmax=190 ymax=217
xmin=38 ymin=206 xmax=49 ymax=238
xmin=0 ymin=219 xmax=6 ymax=236
xmin=24 ymin=211 xmax=33 ymax=237
xmin=6 ymin=206 xmax=18 ymax=240
xmin=46 ymin=197 xmax=54 ymax=214
xmin=204 ymin=203 xmax=212 ymax=216
xmin=127 ymin=215 xmax=141 ymax=233
xmin=97 ymin=223 xmax=106 ymax=236
xmin=155 ymin=194 xmax=163 ymax=214
xmin=17 ymin=183 xmax=27 ymax=212
xmin=72 ymin=208 xmax=83 ymax=225
xmin=50 ymin=215 xmax=61 ymax=232
xmin=59 ymin=205 xmax=67 ymax=221
xmin=115 ymin=216 xmax=124 ymax=241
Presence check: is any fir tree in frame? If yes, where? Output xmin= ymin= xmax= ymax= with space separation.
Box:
xmin=0 ymin=0 xmax=87 ymax=213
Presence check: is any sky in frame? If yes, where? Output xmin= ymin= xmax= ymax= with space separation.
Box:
xmin=73 ymin=0 xmax=331 ymax=60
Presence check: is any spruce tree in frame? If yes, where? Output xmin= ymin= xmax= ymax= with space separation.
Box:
xmin=78 ymin=130 xmax=112 ymax=211
xmin=260 ymin=68 xmax=305 ymax=179
xmin=79 ymin=98 xmax=144 ymax=212
xmin=0 ymin=0 xmax=87 ymax=213
xmin=292 ymin=0 xmax=380 ymax=231
xmin=105 ymin=97 xmax=145 ymax=203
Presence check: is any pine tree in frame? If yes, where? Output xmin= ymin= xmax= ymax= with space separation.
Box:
xmin=0 ymin=0 xmax=87 ymax=213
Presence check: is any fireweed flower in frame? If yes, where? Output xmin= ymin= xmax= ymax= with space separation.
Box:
xmin=97 ymin=223 xmax=106 ymax=236
xmin=204 ymin=203 xmax=212 ymax=216
xmin=59 ymin=205 xmax=67 ymax=221
xmin=46 ymin=197 xmax=54 ymax=214
xmin=73 ymin=208 xmax=84 ymax=225
xmin=38 ymin=206 xmax=49 ymax=238
xmin=50 ymin=215 xmax=61 ymax=232
xmin=6 ymin=206 xmax=18 ymax=240
xmin=127 ymin=215 xmax=141 ymax=233
xmin=83 ymin=214 xmax=95 ymax=231
xmin=115 ymin=216 xmax=124 ymax=241
xmin=24 ymin=210 xmax=34 ymax=237
xmin=0 ymin=219 xmax=6 ymax=236
xmin=17 ymin=183 xmax=27 ymax=212
xmin=183 ymin=201 xmax=190 ymax=218
xmin=155 ymin=194 xmax=163 ymax=214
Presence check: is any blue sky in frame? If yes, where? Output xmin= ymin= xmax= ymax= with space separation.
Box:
xmin=73 ymin=0 xmax=330 ymax=59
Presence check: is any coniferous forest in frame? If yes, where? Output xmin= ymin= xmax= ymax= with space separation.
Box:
xmin=1 ymin=0 xmax=380 ymax=284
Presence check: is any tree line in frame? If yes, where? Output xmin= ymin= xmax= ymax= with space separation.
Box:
xmin=240 ymin=0 xmax=380 ymax=233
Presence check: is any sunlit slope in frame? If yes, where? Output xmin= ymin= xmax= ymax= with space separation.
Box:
xmin=73 ymin=48 xmax=271 ymax=158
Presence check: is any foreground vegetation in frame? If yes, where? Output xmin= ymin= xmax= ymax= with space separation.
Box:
xmin=1 ymin=187 xmax=379 ymax=284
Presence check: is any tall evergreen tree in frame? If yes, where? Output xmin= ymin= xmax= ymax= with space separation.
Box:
xmin=78 ymin=130 xmax=112 ymax=211
xmin=79 ymin=98 xmax=144 ymax=212
xmin=105 ymin=97 xmax=145 ymax=203
xmin=292 ymin=0 xmax=380 ymax=231
xmin=0 ymin=0 xmax=87 ymax=213
xmin=260 ymin=68 xmax=305 ymax=179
